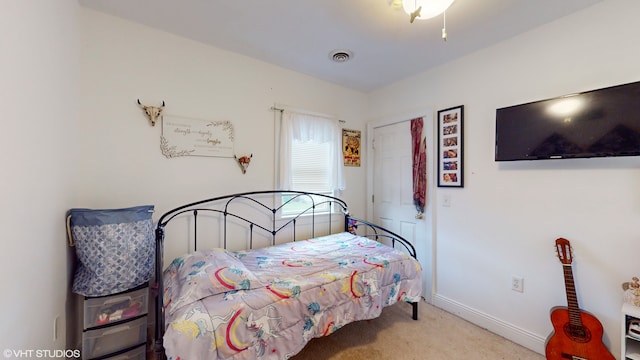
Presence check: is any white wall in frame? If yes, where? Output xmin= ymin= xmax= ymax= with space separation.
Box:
xmin=369 ymin=0 xmax=640 ymax=356
xmin=5 ymin=0 xmax=636 ymax=356
xmin=0 ymin=0 xmax=79 ymax=352
xmin=78 ymin=8 xmax=369 ymax=262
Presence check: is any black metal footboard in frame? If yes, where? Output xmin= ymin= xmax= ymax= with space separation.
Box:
xmin=348 ymin=217 xmax=417 ymax=258
xmin=348 ymin=216 xmax=420 ymax=320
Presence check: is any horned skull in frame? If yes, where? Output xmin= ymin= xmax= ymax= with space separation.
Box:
xmin=235 ymin=154 xmax=253 ymax=174
xmin=137 ymin=99 xmax=165 ymax=126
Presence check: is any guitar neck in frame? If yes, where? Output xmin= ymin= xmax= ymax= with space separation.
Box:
xmin=563 ymin=264 xmax=583 ymax=327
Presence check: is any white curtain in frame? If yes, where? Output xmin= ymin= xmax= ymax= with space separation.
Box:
xmin=278 ymin=110 xmax=345 ymax=191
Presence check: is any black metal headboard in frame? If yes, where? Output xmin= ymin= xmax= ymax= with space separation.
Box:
xmin=155 ymin=190 xmax=349 ymax=250
xmin=152 ymin=190 xmax=417 ymax=356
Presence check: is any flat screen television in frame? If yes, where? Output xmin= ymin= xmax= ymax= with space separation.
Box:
xmin=495 ymin=80 xmax=640 ymax=161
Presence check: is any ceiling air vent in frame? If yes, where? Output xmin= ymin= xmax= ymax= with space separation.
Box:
xmin=329 ymin=49 xmax=352 ymax=63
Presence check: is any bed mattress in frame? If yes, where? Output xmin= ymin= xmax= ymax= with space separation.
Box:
xmin=162 ymin=231 xmax=422 ymax=359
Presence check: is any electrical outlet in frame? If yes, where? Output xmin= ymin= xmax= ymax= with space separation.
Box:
xmin=512 ymin=276 xmax=524 ymax=292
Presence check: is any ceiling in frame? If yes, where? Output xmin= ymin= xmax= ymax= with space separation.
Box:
xmin=78 ymin=0 xmax=602 ymax=93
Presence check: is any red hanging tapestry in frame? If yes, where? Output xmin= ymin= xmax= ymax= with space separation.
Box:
xmin=411 ymin=118 xmax=427 ymax=216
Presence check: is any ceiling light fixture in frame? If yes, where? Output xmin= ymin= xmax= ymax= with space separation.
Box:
xmin=402 ymin=0 xmax=454 ymax=41
xmin=402 ymin=0 xmax=455 ymax=20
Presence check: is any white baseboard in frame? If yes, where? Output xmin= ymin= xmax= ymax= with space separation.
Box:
xmin=432 ymin=294 xmax=546 ymax=355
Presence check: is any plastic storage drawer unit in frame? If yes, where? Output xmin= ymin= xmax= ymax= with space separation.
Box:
xmin=97 ymin=344 xmax=146 ymax=360
xmin=82 ymin=316 xmax=146 ymax=359
xmin=84 ymin=286 xmax=148 ymax=329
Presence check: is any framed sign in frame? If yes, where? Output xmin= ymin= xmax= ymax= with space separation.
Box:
xmin=437 ymin=105 xmax=464 ymax=187
xmin=161 ymin=115 xmax=234 ymax=158
xmin=342 ymin=129 xmax=361 ymax=167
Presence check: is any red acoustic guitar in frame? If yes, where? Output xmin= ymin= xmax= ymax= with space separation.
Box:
xmin=545 ymin=238 xmax=614 ymax=360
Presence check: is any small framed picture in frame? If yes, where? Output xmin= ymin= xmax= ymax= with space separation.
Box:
xmin=342 ymin=129 xmax=361 ymax=167
xmin=437 ymin=105 xmax=464 ymax=187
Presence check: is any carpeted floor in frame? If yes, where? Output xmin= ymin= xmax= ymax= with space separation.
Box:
xmin=292 ymin=301 xmax=544 ymax=360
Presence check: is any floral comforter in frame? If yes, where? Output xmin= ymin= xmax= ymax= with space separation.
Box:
xmin=162 ymin=232 xmax=422 ymax=360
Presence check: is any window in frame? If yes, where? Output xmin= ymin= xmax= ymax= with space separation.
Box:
xmin=290 ymin=141 xmax=332 ymax=193
xmin=277 ymin=110 xmax=344 ymax=215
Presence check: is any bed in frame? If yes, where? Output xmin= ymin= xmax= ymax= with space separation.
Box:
xmin=152 ymin=190 xmax=423 ymax=359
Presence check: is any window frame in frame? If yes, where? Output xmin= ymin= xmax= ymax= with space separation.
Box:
xmin=275 ymin=108 xmax=345 ymax=217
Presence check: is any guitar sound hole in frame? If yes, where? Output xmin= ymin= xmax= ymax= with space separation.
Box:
xmin=563 ymin=323 xmax=592 ymax=343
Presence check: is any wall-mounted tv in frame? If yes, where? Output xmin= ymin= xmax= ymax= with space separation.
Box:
xmin=495 ymin=81 xmax=640 ymax=161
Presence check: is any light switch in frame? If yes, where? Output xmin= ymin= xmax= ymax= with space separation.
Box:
xmin=443 ymin=194 xmax=451 ymax=207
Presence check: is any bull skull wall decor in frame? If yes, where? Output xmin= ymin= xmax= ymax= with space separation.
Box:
xmin=234 ymin=154 xmax=252 ymax=174
xmin=137 ymin=99 xmax=165 ymax=126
